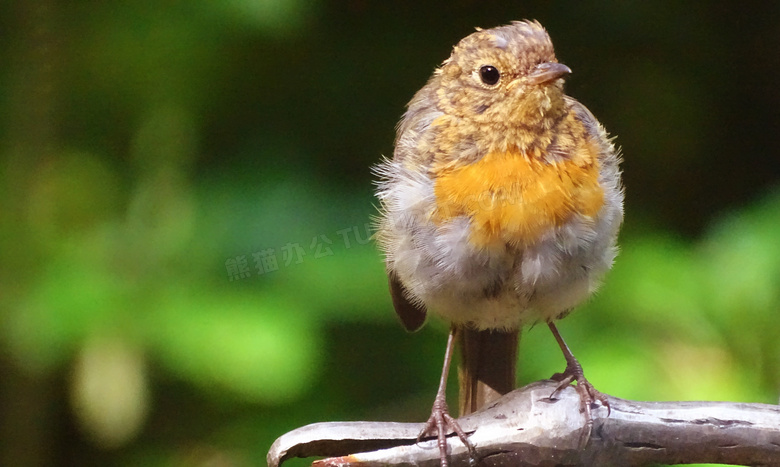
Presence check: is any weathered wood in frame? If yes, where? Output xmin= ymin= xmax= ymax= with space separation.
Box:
xmin=267 ymin=380 xmax=780 ymax=467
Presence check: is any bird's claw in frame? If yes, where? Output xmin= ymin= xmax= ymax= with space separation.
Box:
xmin=550 ymin=359 xmax=610 ymax=448
xmin=418 ymin=396 xmax=477 ymax=467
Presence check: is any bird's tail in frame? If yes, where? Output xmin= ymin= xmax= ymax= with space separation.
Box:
xmin=458 ymin=328 xmax=519 ymax=416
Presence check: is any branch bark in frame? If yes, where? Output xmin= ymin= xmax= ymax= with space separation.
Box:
xmin=267 ymin=380 xmax=780 ymax=466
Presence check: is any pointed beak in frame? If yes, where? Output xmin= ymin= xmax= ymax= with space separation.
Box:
xmin=526 ymin=62 xmax=571 ymax=85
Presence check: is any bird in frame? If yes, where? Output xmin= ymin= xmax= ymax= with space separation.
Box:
xmin=374 ymin=20 xmax=623 ymax=466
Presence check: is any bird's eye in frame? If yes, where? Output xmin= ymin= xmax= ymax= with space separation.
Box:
xmin=479 ymin=65 xmax=500 ymax=86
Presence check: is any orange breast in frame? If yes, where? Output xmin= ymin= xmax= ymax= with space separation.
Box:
xmin=431 ymin=145 xmax=604 ymax=249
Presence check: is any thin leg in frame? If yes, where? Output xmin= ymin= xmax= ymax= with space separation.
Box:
xmin=547 ymin=321 xmax=609 ymax=448
xmin=418 ymin=327 xmax=477 ymax=466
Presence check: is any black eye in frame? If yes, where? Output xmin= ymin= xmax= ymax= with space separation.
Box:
xmin=479 ymin=65 xmax=500 ymax=86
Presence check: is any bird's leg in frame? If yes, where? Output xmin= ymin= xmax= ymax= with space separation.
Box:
xmin=547 ymin=321 xmax=609 ymax=448
xmin=418 ymin=326 xmax=477 ymax=467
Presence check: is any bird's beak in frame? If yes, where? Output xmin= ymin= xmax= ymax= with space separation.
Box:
xmin=526 ymin=62 xmax=572 ymax=85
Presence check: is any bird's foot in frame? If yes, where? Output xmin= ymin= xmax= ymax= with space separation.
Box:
xmin=418 ymin=393 xmax=477 ymax=467
xmin=550 ymin=356 xmax=609 ymax=448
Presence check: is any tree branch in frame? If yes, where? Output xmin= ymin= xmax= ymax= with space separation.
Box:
xmin=267 ymin=380 xmax=780 ymax=466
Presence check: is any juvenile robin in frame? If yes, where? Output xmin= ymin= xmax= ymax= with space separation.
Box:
xmin=374 ymin=20 xmax=623 ymax=465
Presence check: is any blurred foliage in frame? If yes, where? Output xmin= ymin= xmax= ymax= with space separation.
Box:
xmin=0 ymin=1 xmax=779 ymax=466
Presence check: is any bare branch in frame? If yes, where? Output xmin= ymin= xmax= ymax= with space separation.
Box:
xmin=267 ymin=380 xmax=780 ymax=466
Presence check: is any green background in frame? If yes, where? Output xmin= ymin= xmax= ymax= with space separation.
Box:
xmin=1 ymin=1 xmax=779 ymax=466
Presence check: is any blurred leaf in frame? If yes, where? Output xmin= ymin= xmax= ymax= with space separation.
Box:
xmin=211 ymin=0 xmax=318 ymax=33
xmin=70 ymin=336 xmax=149 ymax=448
xmin=3 ymin=228 xmax=129 ymax=373
xmin=26 ymin=150 xmax=122 ymax=247
xmin=147 ymin=288 xmax=322 ymax=403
